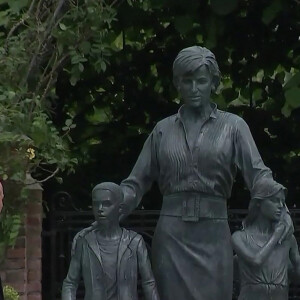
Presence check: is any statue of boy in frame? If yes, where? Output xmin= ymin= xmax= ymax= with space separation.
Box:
xmin=62 ymin=182 xmax=159 ymax=300
xmin=232 ymin=178 xmax=300 ymax=300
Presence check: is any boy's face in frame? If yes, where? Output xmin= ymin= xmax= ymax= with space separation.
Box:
xmin=260 ymin=190 xmax=285 ymax=222
xmin=92 ymin=189 xmax=120 ymax=224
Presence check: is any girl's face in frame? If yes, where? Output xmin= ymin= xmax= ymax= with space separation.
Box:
xmin=260 ymin=190 xmax=285 ymax=221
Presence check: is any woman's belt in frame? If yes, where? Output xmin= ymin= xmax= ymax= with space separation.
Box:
xmin=161 ymin=192 xmax=227 ymax=222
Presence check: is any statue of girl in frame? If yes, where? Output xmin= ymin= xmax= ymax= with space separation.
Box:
xmin=232 ymin=179 xmax=300 ymax=300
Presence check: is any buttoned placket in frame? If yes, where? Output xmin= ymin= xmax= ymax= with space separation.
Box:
xmin=178 ymin=117 xmax=212 ymax=188
xmin=176 ymin=104 xmax=218 ymax=188
xmin=193 ymin=118 xmax=214 ymax=187
xmin=177 ymin=120 xmax=194 ymax=188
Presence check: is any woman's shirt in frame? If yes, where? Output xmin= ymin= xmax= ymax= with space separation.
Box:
xmin=121 ymin=104 xmax=273 ymax=209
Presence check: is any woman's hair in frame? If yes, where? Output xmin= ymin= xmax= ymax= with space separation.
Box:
xmin=173 ymin=46 xmax=221 ymax=92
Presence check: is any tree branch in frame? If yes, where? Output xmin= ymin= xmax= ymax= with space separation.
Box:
xmin=26 ymin=167 xmax=59 ymax=184
xmin=6 ymin=0 xmax=37 ymax=45
xmin=20 ymin=0 xmax=66 ymax=88
xmin=39 ymin=53 xmax=69 ymax=102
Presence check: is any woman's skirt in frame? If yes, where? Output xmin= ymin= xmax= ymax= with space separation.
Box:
xmin=151 ymin=215 xmax=233 ymax=300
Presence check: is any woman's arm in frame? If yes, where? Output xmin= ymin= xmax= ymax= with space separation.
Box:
xmin=233 ymin=118 xmax=293 ymax=242
xmin=120 ymin=126 xmax=160 ymax=217
xmin=233 ymin=117 xmax=272 ymax=195
xmin=232 ymin=224 xmax=284 ymax=267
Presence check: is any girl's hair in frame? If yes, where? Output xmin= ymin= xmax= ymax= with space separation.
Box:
xmin=242 ymin=186 xmax=286 ymax=229
xmin=242 ymin=198 xmax=261 ymax=229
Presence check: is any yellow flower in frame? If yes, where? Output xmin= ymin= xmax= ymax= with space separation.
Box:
xmin=26 ymin=148 xmax=35 ymax=160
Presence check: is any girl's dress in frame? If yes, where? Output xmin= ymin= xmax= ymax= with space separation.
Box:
xmin=237 ymin=229 xmax=290 ymax=300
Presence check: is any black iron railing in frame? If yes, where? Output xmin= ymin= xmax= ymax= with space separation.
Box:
xmin=42 ymin=192 xmax=300 ymax=300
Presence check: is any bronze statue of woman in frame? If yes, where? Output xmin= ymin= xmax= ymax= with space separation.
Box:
xmin=120 ymin=46 xmax=293 ymax=300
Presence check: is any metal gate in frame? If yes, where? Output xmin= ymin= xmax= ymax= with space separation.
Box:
xmin=42 ymin=192 xmax=300 ymax=300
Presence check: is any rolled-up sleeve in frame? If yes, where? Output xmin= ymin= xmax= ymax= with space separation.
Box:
xmin=233 ymin=118 xmax=273 ymax=199
xmin=121 ymin=126 xmax=160 ymax=212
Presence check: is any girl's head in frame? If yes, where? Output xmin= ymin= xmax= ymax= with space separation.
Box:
xmin=243 ymin=179 xmax=286 ymax=229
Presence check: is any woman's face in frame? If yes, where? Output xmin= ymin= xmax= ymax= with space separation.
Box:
xmin=177 ymin=65 xmax=213 ymax=109
xmin=260 ymin=190 xmax=285 ymax=222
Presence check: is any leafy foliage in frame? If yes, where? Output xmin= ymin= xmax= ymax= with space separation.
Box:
xmin=0 ymin=0 xmax=119 ymax=253
xmin=3 ymin=285 xmax=19 ymax=300
xmin=1 ymin=0 xmax=299 ymax=233
xmin=48 ymin=0 xmax=300 ymax=210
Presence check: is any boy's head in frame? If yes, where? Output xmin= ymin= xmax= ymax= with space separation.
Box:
xmin=92 ymin=182 xmax=123 ymax=225
xmin=243 ymin=179 xmax=286 ymax=228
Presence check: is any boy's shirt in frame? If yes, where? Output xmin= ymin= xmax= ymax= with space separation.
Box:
xmin=96 ymin=234 xmax=120 ymax=300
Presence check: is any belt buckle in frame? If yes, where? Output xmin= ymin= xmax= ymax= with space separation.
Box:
xmin=182 ymin=195 xmax=199 ymax=222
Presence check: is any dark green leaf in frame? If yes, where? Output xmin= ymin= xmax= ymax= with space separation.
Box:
xmin=262 ymin=0 xmax=282 ymax=25
xmin=284 ymin=88 xmax=300 ymax=109
xmin=210 ymin=0 xmax=238 ymax=15
xmin=284 ymin=72 xmax=300 ymax=90
xmin=59 ymin=23 xmax=67 ymax=31
xmin=173 ymin=16 xmax=194 ymax=35
xmin=79 ymin=41 xmax=91 ymax=54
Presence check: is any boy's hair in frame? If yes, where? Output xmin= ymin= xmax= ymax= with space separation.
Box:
xmin=243 ymin=178 xmax=286 ymax=229
xmin=92 ymin=182 xmax=123 ymax=203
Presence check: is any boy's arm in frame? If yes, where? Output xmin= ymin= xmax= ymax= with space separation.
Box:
xmin=136 ymin=237 xmax=160 ymax=300
xmin=232 ymin=225 xmax=284 ymax=267
xmin=62 ymin=235 xmax=84 ymax=300
xmin=289 ymin=235 xmax=300 ymax=281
